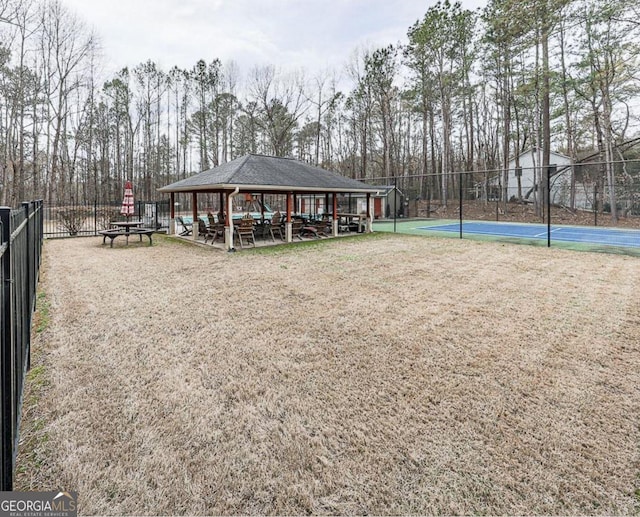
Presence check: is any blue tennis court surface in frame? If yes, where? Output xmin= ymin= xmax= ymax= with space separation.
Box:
xmin=417 ymin=221 xmax=640 ymax=248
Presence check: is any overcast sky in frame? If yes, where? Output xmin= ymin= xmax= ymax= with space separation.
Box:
xmin=63 ymin=0 xmax=486 ymax=79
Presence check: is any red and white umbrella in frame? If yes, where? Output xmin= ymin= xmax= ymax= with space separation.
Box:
xmin=120 ymin=181 xmax=135 ymax=219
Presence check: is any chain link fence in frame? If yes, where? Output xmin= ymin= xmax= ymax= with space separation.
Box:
xmin=369 ymin=159 xmax=640 ymax=251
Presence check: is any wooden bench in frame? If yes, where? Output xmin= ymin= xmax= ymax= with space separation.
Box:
xmin=98 ymin=228 xmax=154 ymax=247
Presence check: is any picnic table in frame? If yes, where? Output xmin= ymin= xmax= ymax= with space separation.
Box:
xmin=99 ymin=221 xmax=154 ymax=247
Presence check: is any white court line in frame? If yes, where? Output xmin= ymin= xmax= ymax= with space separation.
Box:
xmin=426 ymin=226 xmax=537 ymax=238
xmin=533 ymin=227 xmax=562 ymax=238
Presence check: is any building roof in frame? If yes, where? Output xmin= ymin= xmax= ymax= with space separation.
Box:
xmin=508 ymin=147 xmax=572 ymax=164
xmin=158 ymin=154 xmax=381 ymax=194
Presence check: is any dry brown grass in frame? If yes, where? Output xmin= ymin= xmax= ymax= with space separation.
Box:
xmin=15 ymin=233 xmax=640 ymax=515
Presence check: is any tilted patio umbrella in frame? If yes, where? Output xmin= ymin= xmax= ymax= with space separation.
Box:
xmin=120 ymin=180 xmax=135 ymax=220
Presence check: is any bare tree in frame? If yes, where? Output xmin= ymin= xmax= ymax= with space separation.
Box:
xmin=249 ymin=65 xmax=308 ymax=157
xmin=305 ymin=69 xmax=341 ymax=166
xmin=39 ymin=0 xmax=96 ymax=204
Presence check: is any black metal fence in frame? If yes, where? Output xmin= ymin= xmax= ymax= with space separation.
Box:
xmin=43 ymin=200 xmax=170 ymax=238
xmin=0 ymin=200 xmax=43 ymax=490
xmin=370 ymin=159 xmax=640 ymax=251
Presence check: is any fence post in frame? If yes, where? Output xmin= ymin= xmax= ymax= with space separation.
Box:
xmin=393 ymin=177 xmax=397 ymax=233
xmin=35 ymin=201 xmax=42 ymax=272
xmin=547 ymin=166 xmax=552 ymax=247
xmin=0 ymin=206 xmax=13 ymax=490
xmin=496 ymin=171 xmax=501 ymax=221
xmin=22 ymin=203 xmax=31 ymax=371
xmin=594 ymin=184 xmax=598 ymax=227
xmin=459 ymin=171 xmax=463 ymax=239
xmin=426 ymin=181 xmax=430 ymax=219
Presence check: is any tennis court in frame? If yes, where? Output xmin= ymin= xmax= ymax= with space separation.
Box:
xmin=416 ymin=220 xmax=640 ymax=248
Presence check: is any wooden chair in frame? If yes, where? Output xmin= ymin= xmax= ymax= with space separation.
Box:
xmin=197 ymin=218 xmax=216 ymax=244
xmin=235 ymin=217 xmax=256 ymax=248
xmin=291 ymin=219 xmax=304 ymax=240
xmin=270 ymin=211 xmax=285 ymax=241
xmin=207 ymin=212 xmax=225 ymax=243
xmin=301 ymin=223 xmax=320 ymax=238
xmin=175 ymin=216 xmax=192 ymax=236
xmin=211 ymin=223 xmax=225 ymax=243
xmin=315 ymin=219 xmax=330 ymax=237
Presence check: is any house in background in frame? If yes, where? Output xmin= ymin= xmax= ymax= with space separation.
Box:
xmin=483 ymin=148 xmax=597 ymax=210
xmin=505 ymin=148 xmax=573 ymax=202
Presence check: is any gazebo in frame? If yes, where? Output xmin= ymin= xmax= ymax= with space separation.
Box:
xmin=158 ymin=154 xmax=381 ymax=250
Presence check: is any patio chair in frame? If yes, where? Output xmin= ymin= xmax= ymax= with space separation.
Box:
xmin=269 ymin=211 xmax=285 ymax=241
xmin=197 ymin=218 xmax=216 ymax=244
xmin=211 ymin=223 xmax=225 ymax=243
xmin=253 ymin=219 xmax=270 ymax=241
xmin=207 ymin=212 xmax=225 ymax=243
xmin=175 ymin=216 xmax=192 ymax=236
xmin=315 ymin=218 xmax=330 ymax=237
xmin=235 ymin=217 xmax=256 ymax=248
xmin=291 ymin=219 xmax=304 ymax=240
xmin=301 ymin=222 xmax=320 ymax=238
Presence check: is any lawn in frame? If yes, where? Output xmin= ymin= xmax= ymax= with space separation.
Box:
xmin=16 ymin=233 xmax=640 ymax=515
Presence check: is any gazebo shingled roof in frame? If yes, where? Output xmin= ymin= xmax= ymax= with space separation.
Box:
xmin=157 ymin=154 xmax=380 ymax=194
xmin=159 ymin=154 xmax=379 ymax=249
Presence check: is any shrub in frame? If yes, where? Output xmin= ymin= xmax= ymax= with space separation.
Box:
xmin=96 ymin=207 xmax=120 ymax=230
xmin=57 ymin=207 xmax=89 ymax=236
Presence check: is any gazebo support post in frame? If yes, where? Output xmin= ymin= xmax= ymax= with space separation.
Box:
xmin=192 ymin=192 xmax=198 ymax=241
xmin=332 ymin=193 xmax=338 ymax=237
xmin=226 ymin=189 xmax=238 ymax=250
xmin=169 ymin=192 xmax=175 ymax=235
xmin=366 ymin=193 xmax=373 ymax=232
xmin=286 ymin=192 xmax=293 ymax=243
